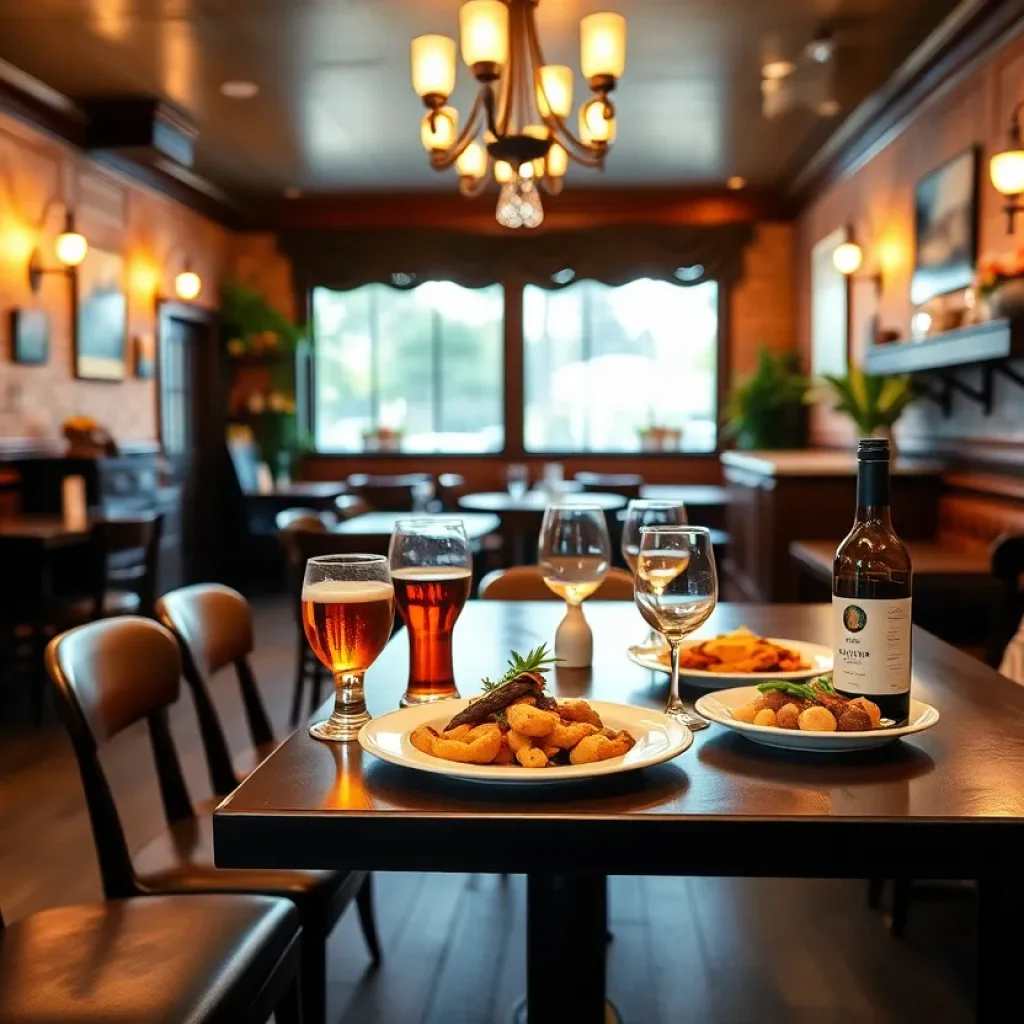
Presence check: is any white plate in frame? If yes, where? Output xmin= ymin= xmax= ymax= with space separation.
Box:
xmin=358 ymin=699 xmax=692 ymax=784
xmin=627 ymin=637 xmax=833 ymax=686
xmin=693 ymin=686 xmax=940 ymax=752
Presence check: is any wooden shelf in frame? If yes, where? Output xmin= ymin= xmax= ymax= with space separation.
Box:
xmin=864 ymin=318 xmax=1023 ymax=375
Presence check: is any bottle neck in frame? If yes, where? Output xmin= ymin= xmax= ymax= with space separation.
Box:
xmin=855 ymin=459 xmax=892 ymax=526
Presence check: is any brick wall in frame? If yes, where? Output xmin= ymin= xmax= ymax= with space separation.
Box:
xmin=0 ymin=112 xmax=230 ymax=444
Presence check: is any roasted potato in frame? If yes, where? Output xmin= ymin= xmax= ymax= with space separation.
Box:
xmin=798 ymin=706 xmax=837 ymax=732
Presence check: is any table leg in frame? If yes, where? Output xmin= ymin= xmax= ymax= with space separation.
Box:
xmin=976 ymin=878 xmax=1023 ymax=1023
xmin=516 ymin=873 xmax=615 ymax=1024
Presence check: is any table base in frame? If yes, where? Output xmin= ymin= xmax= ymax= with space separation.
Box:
xmin=525 ymin=873 xmax=609 ymax=1024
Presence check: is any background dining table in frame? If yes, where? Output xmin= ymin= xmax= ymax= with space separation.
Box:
xmin=214 ymin=601 xmax=1024 ymax=1024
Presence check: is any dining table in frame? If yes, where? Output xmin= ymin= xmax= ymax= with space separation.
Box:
xmin=457 ymin=490 xmax=628 ymax=564
xmin=214 ymin=601 xmax=1024 ymax=1024
xmin=334 ymin=510 xmax=501 ymax=554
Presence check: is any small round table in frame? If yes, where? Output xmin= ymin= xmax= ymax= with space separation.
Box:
xmin=458 ymin=490 xmax=627 ymax=565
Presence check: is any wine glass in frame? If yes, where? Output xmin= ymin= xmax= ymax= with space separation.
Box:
xmin=538 ymin=504 xmax=611 ymax=667
xmin=634 ymin=526 xmax=717 ymax=730
xmin=622 ymin=499 xmax=688 ymax=655
xmin=302 ymin=554 xmax=394 ymax=741
xmin=505 ymin=463 xmax=530 ymax=501
xmin=389 ymin=519 xmax=472 ymax=706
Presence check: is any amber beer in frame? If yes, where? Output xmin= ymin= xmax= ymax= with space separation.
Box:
xmin=392 ymin=566 xmax=472 ymax=704
xmin=302 ymin=580 xmax=394 ymax=676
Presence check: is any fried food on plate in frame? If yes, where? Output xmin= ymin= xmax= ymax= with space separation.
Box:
xmin=506 ymin=703 xmax=559 ymax=737
xmin=431 ymin=722 xmax=503 ymax=764
xmin=556 ymin=700 xmax=603 ymax=728
xmin=729 ymin=678 xmax=884 ymax=734
xmin=662 ymin=627 xmax=812 ymax=675
xmin=570 ymin=730 xmax=635 ymax=765
xmin=410 ymin=725 xmax=439 ymax=755
xmin=545 ymin=720 xmax=598 ymax=750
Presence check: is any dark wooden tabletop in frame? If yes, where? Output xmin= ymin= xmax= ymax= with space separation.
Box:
xmin=335 ymin=510 xmax=501 ymax=540
xmin=791 ymin=539 xmax=991 ymax=580
xmin=214 ymin=601 xmax=1024 ymax=879
xmin=0 ymin=515 xmax=90 ymax=547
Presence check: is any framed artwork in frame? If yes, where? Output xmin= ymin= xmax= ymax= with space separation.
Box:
xmin=810 ymin=227 xmax=849 ymax=377
xmin=910 ymin=147 xmax=979 ymax=307
xmin=75 ymin=246 xmax=127 ymax=380
xmin=10 ymin=309 xmax=50 ymax=364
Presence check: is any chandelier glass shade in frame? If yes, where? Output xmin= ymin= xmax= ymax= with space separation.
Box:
xmin=411 ymin=0 xmax=627 ymax=228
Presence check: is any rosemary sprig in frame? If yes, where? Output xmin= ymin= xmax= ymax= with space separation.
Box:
xmin=481 ymin=643 xmax=559 ymax=692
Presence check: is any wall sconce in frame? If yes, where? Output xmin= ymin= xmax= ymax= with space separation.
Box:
xmin=28 ymin=212 xmax=88 ymax=293
xmin=174 ymin=259 xmax=202 ymax=301
xmin=990 ymin=103 xmax=1024 ymax=233
xmin=832 ymin=240 xmax=883 ymax=296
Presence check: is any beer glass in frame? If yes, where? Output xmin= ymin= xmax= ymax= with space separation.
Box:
xmin=634 ymin=526 xmax=717 ymax=730
xmin=302 ymin=553 xmax=394 ymax=742
xmin=622 ymin=499 xmax=688 ymax=656
xmin=389 ymin=519 xmax=472 ymax=706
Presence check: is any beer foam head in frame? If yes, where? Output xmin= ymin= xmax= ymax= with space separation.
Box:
xmin=390 ymin=566 xmax=473 ymax=581
xmin=301 ymin=580 xmax=394 ymax=603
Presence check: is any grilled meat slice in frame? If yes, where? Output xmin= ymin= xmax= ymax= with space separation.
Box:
xmin=445 ymin=675 xmax=545 ymax=730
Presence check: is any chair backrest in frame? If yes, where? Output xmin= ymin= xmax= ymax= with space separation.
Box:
xmin=478 ymin=565 xmax=635 ymax=601
xmin=45 ymin=617 xmax=193 ymax=898
xmin=156 ymin=584 xmax=274 ymax=797
xmin=988 ymin=532 xmax=1024 ymax=666
xmin=437 ymin=473 xmax=466 ymax=511
xmin=335 ymin=494 xmax=372 ymax=522
xmin=276 ymin=507 xmax=334 ymax=535
xmin=575 ymin=473 xmax=645 ymax=500
xmin=347 ymin=472 xmax=434 ymax=511
xmin=84 ymin=513 xmax=164 ymax=617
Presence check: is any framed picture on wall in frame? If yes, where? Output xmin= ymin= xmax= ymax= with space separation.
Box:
xmin=810 ymin=227 xmax=849 ymax=377
xmin=74 ymin=246 xmax=127 ymax=381
xmin=910 ymin=147 xmax=979 ymax=307
xmin=10 ymin=309 xmax=50 ymax=364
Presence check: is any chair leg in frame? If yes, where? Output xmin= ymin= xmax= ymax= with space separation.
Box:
xmin=867 ymin=877 xmax=885 ymax=909
xmin=299 ymin=933 xmax=327 ymax=1024
xmin=290 ymin=643 xmax=307 ymax=727
xmin=356 ymin=874 xmax=383 ymax=967
xmin=890 ymin=879 xmax=912 ymax=939
xmin=274 ymin=973 xmax=303 ymax=1024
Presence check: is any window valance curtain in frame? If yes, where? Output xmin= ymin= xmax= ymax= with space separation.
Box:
xmin=279 ymin=223 xmax=754 ymax=293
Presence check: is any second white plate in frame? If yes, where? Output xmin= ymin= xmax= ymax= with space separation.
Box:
xmin=358 ymin=699 xmax=693 ymax=784
xmin=627 ymin=637 xmax=833 ymax=686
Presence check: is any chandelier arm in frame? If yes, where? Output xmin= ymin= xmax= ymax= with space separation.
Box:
xmin=515 ymin=1 xmax=533 ymax=134
xmin=459 ymin=164 xmax=492 ymax=197
xmin=429 ymin=91 xmax=486 ymax=170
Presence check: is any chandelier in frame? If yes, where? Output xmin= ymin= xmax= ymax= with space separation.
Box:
xmin=411 ymin=1 xmax=627 ymax=229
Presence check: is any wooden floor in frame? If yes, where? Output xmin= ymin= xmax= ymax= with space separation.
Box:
xmin=0 ymin=597 xmax=975 ymax=1024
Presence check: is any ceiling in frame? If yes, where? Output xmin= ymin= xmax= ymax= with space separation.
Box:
xmin=0 ymin=0 xmax=962 ymax=197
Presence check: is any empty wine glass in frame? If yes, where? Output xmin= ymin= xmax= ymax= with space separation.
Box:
xmin=622 ymin=499 xmax=688 ymax=656
xmin=634 ymin=526 xmax=717 ymax=730
xmin=538 ymin=504 xmax=611 ymax=667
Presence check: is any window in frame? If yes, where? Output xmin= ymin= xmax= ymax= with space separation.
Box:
xmin=523 ymin=278 xmax=719 ymax=453
xmin=313 ymin=282 xmax=504 ymax=453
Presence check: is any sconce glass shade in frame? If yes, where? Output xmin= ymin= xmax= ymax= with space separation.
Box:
xmin=411 ymin=34 xmax=457 ymax=99
xmin=990 ymin=149 xmax=1024 ymax=196
xmin=580 ymin=12 xmax=626 ymax=81
xmin=536 ymin=65 xmax=573 ymax=118
xmin=460 ymin=1 xmax=508 ymax=70
xmin=420 ymin=106 xmax=458 ymax=151
xmin=455 ymin=140 xmax=487 ymax=179
xmin=55 ymin=230 xmax=88 ymax=267
xmin=579 ymin=98 xmax=615 ymax=144
xmin=832 ymin=242 xmax=864 ymax=275
xmin=175 ymin=269 xmax=202 ymax=301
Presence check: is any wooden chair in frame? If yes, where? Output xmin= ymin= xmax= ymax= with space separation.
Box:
xmin=335 ymin=494 xmax=372 ymax=522
xmin=436 ymin=473 xmax=467 ymax=511
xmin=575 ymin=472 xmax=645 ymax=500
xmin=347 ymin=472 xmax=434 ymax=511
xmin=987 ymin=532 xmax=1024 ymax=667
xmin=479 ymin=565 xmax=635 ymax=600
xmin=275 ymin=506 xmax=337 ymax=533
xmin=0 ymin=893 xmax=303 ymax=1023
xmin=45 ymin=616 xmax=378 ymax=1024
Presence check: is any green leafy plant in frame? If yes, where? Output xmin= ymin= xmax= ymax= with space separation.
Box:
xmin=220 ymin=282 xmax=305 ymax=356
xmin=819 ymin=365 xmax=917 ymax=435
xmin=723 ymin=348 xmax=812 ymax=450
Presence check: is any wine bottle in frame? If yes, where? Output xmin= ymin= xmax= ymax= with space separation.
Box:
xmin=832 ymin=438 xmax=913 ymax=724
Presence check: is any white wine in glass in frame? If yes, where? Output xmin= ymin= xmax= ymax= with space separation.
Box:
xmin=634 ymin=526 xmax=717 ymax=730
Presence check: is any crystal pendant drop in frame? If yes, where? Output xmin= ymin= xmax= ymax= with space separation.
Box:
xmin=495 ymin=173 xmax=545 ymax=229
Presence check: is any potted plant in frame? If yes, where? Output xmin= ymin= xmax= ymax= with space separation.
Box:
xmin=723 ymin=348 xmax=812 ymax=450
xmin=819 ymin=365 xmax=917 ymax=444
xmin=974 ymin=250 xmax=1024 ymax=319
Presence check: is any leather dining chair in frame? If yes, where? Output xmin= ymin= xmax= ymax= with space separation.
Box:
xmin=45 ymin=616 xmax=377 ymax=1024
xmin=0 ymin=893 xmax=303 ymax=1023
xmin=478 ymin=565 xmax=636 ymax=600
xmin=574 ymin=472 xmax=645 ymax=500
xmin=346 ymin=472 xmax=434 ymax=511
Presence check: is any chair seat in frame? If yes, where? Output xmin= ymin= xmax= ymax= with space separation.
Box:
xmin=0 ymin=894 xmax=297 ymax=1024
xmin=134 ymin=815 xmax=344 ymax=916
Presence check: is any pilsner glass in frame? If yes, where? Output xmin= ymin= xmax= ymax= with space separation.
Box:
xmin=634 ymin=526 xmax=717 ymax=731
xmin=389 ymin=519 xmax=472 ymax=706
xmin=622 ymin=498 xmax=688 ymax=655
xmin=302 ymin=553 xmax=394 ymax=742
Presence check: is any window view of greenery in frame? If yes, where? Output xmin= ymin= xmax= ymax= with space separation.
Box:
xmin=523 ymin=279 xmax=719 ymax=453
xmin=313 ymin=283 xmax=504 ymax=453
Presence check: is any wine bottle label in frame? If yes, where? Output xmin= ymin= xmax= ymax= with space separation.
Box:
xmin=831 ymin=596 xmax=912 ymax=695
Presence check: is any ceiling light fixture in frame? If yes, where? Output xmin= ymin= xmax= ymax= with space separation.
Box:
xmin=220 ymin=80 xmax=259 ymax=100
xmin=726 ymin=176 xmax=746 ymax=190
xmin=410 ymin=0 xmax=627 ymax=229
xmin=805 ymin=30 xmax=835 ymax=64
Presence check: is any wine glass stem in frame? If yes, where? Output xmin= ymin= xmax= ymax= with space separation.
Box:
xmin=668 ymin=640 xmax=683 ymax=713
